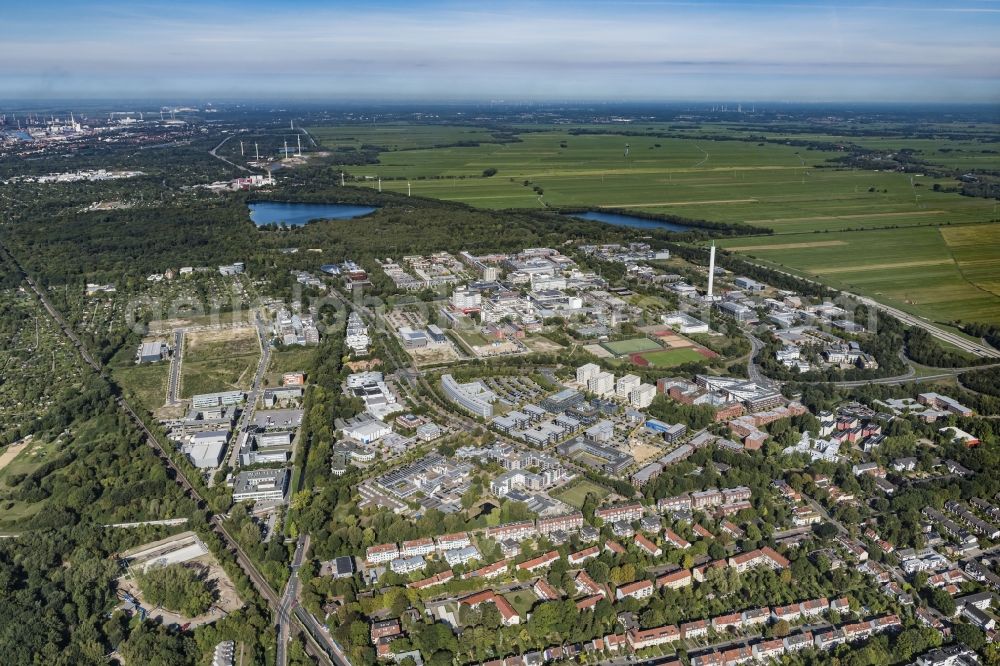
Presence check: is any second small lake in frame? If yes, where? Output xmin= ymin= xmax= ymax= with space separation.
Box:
xmin=569 ymin=210 xmax=698 ymax=232
xmin=249 ymin=201 xmax=378 ymax=227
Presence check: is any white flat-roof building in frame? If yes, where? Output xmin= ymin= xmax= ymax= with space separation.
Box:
xmin=343 ymin=419 xmax=391 ymax=444
xmin=232 ymin=468 xmax=289 ymax=502
xmin=661 ymin=312 xmax=709 ymax=334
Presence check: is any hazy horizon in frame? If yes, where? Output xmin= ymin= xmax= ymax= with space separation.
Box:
xmin=2 ymin=0 xmax=999 ymax=103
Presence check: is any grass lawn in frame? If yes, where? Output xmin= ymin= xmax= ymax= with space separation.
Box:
xmin=637 ymin=348 xmax=707 ymax=367
xmin=503 ymin=590 xmax=538 ymax=617
xmin=551 ymin=479 xmax=611 ymax=509
xmin=113 ymin=363 xmax=169 ymax=411
xmin=601 ymin=337 xmax=662 ymax=356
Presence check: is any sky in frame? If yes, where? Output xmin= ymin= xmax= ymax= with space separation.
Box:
xmin=2 ymin=0 xmax=999 ymax=103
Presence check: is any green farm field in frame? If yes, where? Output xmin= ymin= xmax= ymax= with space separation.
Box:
xmin=718 ymin=223 xmax=1000 ymax=324
xmin=323 ymin=128 xmax=999 ymax=234
xmin=309 ymin=124 xmax=505 ymax=151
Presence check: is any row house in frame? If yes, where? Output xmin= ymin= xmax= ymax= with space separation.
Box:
xmin=716 ymin=501 xmax=752 ymax=517
xmin=408 ymin=570 xmax=455 ymax=589
xmin=436 ymin=532 xmax=472 ymax=552
xmin=664 ymin=529 xmax=691 ymax=549
xmin=753 ymin=639 xmax=785 ymax=661
xmin=605 ymin=540 xmax=626 ymax=556
xmin=784 ymin=632 xmax=814 ymax=652
xmin=657 ymin=495 xmax=692 ymax=513
xmin=711 ymin=612 xmax=742 ymax=633
xmin=568 ymin=546 xmax=600 ymax=566
xmin=813 ymin=628 xmax=847 ymax=650
xmin=487 ymin=521 xmax=537 ymax=542
xmin=400 ymin=537 xmax=435 ymax=557
xmin=656 ymin=569 xmax=693 ymax=590
xmin=588 ymin=633 xmax=626 ymax=653
xmin=518 ymin=551 xmax=560 ymax=572
xmin=627 ymin=624 xmax=680 ymax=650
xmin=576 ymin=594 xmax=604 ymax=611
xmin=616 ymin=579 xmax=654 ymax=601
xmin=690 ymin=489 xmax=724 ymax=509
xmin=634 ymin=533 xmax=662 ymax=557
xmin=693 ymin=559 xmax=728 ymax=582
xmin=720 ymin=521 xmax=745 ymax=539
xmin=681 ymin=619 xmax=709 ymax=640
xmin=533 ymin=578 xmax=561 ymax=601
xmin=463 ymin=559 xmax=510 ymax=580
xmin=693 ymin=523 xmax=714 ymax=539
xmin=574 ymin=570 xmax=606 ymax=598
xmin=537 ymin=512 xmax=584 ymax=535
xmin=596 ymin=503 xmax=644 ymax=524
xmin=366 ymin=543 xmax=399 ymax=565
xmin=460 ymin=591 xmax=520 ymax=626
xmin=742 ymin=607 xmax=770 ymax=628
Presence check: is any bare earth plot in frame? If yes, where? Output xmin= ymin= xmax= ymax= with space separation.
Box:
xmin=181 ymin=326 xmax=260 ymax=397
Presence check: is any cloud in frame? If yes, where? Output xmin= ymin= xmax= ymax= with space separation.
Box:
xmin=0 ymin=0 xmax=997 ymax=100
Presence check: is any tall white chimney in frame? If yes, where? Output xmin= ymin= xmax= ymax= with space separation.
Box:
xmin=707 ymin=242 xmax=716 ymax=300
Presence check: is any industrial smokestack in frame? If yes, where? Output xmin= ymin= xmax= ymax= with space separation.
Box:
xmin=707 ymin=242 xmax=716 ymax=301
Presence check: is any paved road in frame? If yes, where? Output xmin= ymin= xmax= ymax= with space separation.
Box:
xmin=209 ymin=134 xmax=251 ymax=173
xmin=167 ymin=328 xmax=185 ymax=404
xmin=226 ymin=314 xmax=272 ymax=469
xmin=742 ymin=330 xmax=771 ymax=387
xmin=276 ymin=534 xmax=310 ymax=666
xmin=731 ymin=256 xmax=1000 ymax=359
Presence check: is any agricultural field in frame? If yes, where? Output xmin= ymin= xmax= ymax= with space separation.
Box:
xmin=330 ymin=129 xmax=998 ymax=234
xmin=601 ymin=337 xmax=662 ymax=356
xmin=181 ymin=327 xmax=260 ymax=397
xmin=551 ymin=479 xmax=611 ymax=509
xmin=718 ymin=224 xmax=1000 ymax=325
xmin=310 ymin=124 xmax=507 ymax=151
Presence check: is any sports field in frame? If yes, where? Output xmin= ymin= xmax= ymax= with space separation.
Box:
xmin=635 ymin=348 xmax=707 ymax=368
xmin=601 ymin=337 xmax=662 ymax=356
xmin=718 ymin=224 xmax=1000 ymax=324
xmin=320 ymin=128 xmax=999 ymax=234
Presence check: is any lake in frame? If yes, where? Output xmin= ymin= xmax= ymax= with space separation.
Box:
xmin=249 ymin=201 xmax=377 ymax=227
xmin=569 ymin=210 xmax=698 ymax=232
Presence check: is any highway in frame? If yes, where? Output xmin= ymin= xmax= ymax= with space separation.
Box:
xmin=849 ymin=292 xmax=1000 ymax=359
xmin=209 ymin=134 xmax=251 ymax=173
xmin=731 ymin=255 xmax=1000 ymax=359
